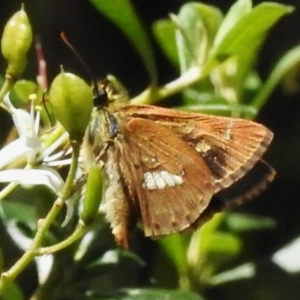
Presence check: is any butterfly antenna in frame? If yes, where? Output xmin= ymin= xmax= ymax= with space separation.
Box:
xmin=60 ymin=32 xmax=99 ymax=95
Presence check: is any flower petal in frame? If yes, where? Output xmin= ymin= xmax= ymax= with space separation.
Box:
xmin=0 ymin=138 xmax=31 ymax=169
xmin=4 ymin=94 xmax=37 ymax=139
xmin=0 ymin=167 xmax=64 ymax=193
xmin=61 ymin=197 xmax=77 ymax=227
xmin=38 ymin=131 xmax=69 ymax=161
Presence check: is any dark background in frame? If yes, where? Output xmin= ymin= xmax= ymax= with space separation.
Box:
xmin=1 ymin=0 xmax=300 ymax=298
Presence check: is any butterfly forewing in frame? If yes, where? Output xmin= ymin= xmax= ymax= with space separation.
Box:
xmin=182 ymin=119 xmax=273 ymax=191
xmin=118 ymin=117 xmax=216 ymax=236
xmin=119 ymin=105 xmax=273 ymax=192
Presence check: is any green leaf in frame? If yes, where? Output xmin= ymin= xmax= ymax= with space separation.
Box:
xmin=10 ymin=80 xmax=38 ymax=106
xmin=87 ymin=249 xmax=145 ymax=269
xmin=210 ymin=56 xmax=241 ymax=105
xmin=87 ymin=288 xmax=205 ymax=300
xmin=212 ymin=3 xmax=294 ymax=58
xmin=177 ymin=103 xmax=257 ymax=118
xmin=89 ymin=0 xmax=157 ymax=83
xmin=0 ymin=200 xmax=37 ymax=241
xmin=187 ymin=214 xmax=241 ymax=278
xmin=210 ymin=53 xmax=260 ymax=108
xmin=152 ymin=20 xmax=178 ymax=67
xmin=201 ymin=2 xmax=293 ymax=96
xmin=210 ymin=262 xmax=255 ymax=285
xmin=200 ymin=232 xmax=241 ymax=257
xmin=158 ymin=234 xmax=189 ymax=276
xmin=252 ymin=45 xmax=300 ymax=111
xmin=179 ymin=88 xmax=251 ymax=116
xmin=234 ymin=43 xmax=263 ymax=102
xmin=0 ymin=201 xmax=37 ymax=224
xmin=0 ymin=281 xmax=24 ymax=300
xmin=214 ymin=0 xmax=252 ymax=47
xmin=226 ymin=213 xmax=276 ymax=232
xmin=175 ymin=2 xmax=223 ymax=72
xmin=220 ymin=2 xmax=263 ymax=103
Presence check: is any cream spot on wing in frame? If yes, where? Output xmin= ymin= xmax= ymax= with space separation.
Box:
xmin=195 ymin=141 xmax=211 ymax=153
xmin=224 ymin=121 xmax=233 ymax=140
xmin=142 ymin=155 xmax=149 ymax=162
xmin=160 ymin=170 xmax=176 ymax=187
xmin=179 ymin=122 xmax=195 ymax=134
xmin=152 ymin=172 xmax=166 ymax=189
xmin=142 ymin=171 xmax=183 ymax=190
xmin=173 ymin=173 xmax=184 ymax=185
xmin=142 ymin=172 xmax=156 ymax=190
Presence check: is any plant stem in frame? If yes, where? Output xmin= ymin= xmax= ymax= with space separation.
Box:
xmin=130 ymin=66 xmax=202 ymax=105
xmin=37 ymin=223 xmax=88 ymax=255
xmin=0 ymin=140 xmax=81 ymax=295
xmin=0 ymin=76 xmax=16 ymax=103
xmin=0 ymin=182 xmax=18 ymax=201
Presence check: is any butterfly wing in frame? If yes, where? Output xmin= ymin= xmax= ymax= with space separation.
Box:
xmin=117 ymin=117 xmax=216 ymax=237
xmin=119 ymin=105 xmax=274 ymax=192
xmin=193 ymin=159 xmax=275 ymax=228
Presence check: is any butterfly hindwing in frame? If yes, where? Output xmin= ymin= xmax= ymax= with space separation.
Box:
xmin=194 ymin=159 xmax=275 ymax=228
xmin=118 ymin=117 xmax=216 ymax=236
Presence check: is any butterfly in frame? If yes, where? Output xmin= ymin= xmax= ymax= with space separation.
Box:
xmin=81 ymin=78 xmax=275 ymax=247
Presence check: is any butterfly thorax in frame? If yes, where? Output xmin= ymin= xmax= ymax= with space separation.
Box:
xmin=83 ymin=76 xmax=130 ymax=164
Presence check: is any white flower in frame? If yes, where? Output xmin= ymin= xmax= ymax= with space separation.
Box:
xmin=0 ymin=94 xmax=41 ymax=168
xmin=0 ymin=167 xmax=64 ymax=193
xmin=0 ymin=93 xmax=66 ymax=193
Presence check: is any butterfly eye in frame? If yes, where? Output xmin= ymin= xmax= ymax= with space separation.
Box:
xmin=93 ymin=85 xmax=108 ymax=107
xmin=93 ymin=78 xmax=115 ymax=108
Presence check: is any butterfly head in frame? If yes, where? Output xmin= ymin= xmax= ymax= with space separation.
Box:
xmin=92 ymin=76 xmax=129 ymax=109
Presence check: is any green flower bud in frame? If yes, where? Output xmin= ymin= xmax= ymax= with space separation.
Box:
xmin=49 ymin=68 xmax=93 ymax=141
xmin=80 ymin=164 xmax=103 ymax=225
xmin=1 ymin=5 xmax=33 ymax=77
